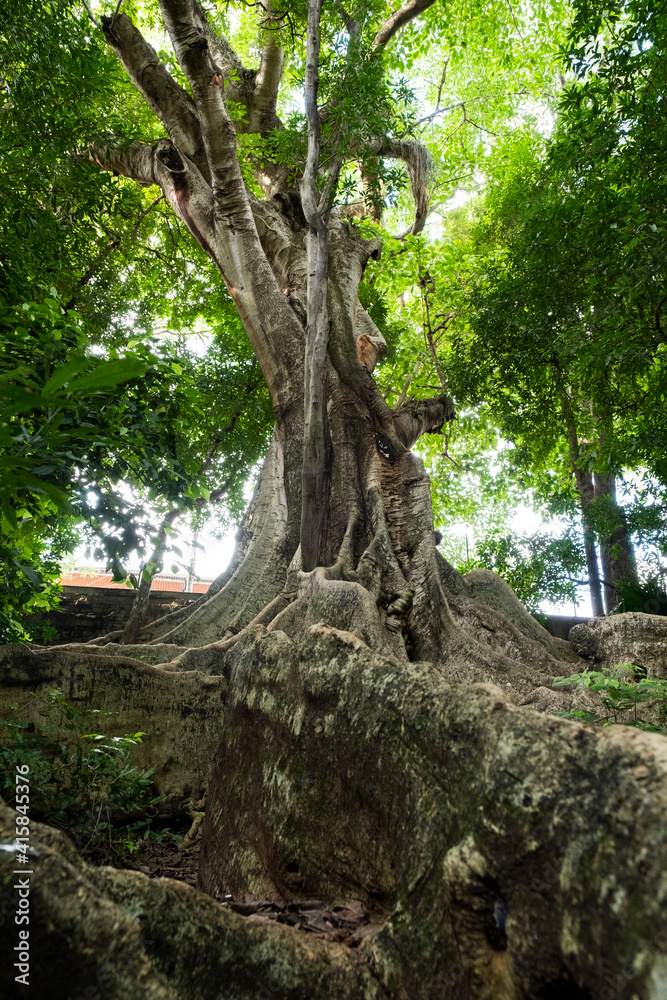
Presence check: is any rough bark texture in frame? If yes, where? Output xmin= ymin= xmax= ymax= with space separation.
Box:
xmin=0 ymin=800 xmax=384 ymax=1000
xmin=593 ymin=471 xmax=639 ymax=613
xmin=569 ymin=612 xmax=667 ymax=676
xmin=198 ymin=624 xmax=667 ymax=999
xmin=0 ymin=641 xmax=226 ymax=810
xmin=4 ymin=624 xmax=667 ymax=999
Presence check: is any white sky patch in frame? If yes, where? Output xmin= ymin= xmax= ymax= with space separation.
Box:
xmin=439 ymin=504 xmax=594 ymax=618
xmin=66 ymin=521 xmax=236 ymax=585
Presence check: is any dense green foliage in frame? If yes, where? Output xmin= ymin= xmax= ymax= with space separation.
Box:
xmin=0 ymin=0 xmax=273 ymax=638
xmin=554 ymin=665 xmax=667 ymax=733
xmin=434 ymin=0 xmax=667 ymax=600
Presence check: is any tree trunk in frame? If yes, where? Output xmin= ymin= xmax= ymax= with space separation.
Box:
xmin=121 ymin=510 xmax=181 ymax=645
xmin=582 ymin=516 xmax=605 ymax=617
xmin=4 ymin=290 xmax=667 ymax=998
xmin=593 ymin=471 xmax=639 ymax=613
xmin=563 ymin=405 xmax=605 ymax=617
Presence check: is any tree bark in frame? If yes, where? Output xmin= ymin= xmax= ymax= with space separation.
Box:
xmin=563 ymin=402 xmax=605 ymax=617
xmin=300 ymin=0 xmax=331 ymax=571
xmin=121 ymin=510 xmax=181 ymax=645
xmin=4 ymin=624 xmax=667 ymax=999
xmin=593 ymin=470 xmax=639 ymax=613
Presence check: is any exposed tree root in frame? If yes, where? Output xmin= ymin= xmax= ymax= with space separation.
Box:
xmin=0 ymin=801 xmax=385 ymax=1000
xmin=0 ymin=643 xmax=227 ymax=809
xmin=5 ymin=621 xmax=667 ymax=999
xmin=569 ymin=612 xmax=667 ymax=676
xmin=199 ymin=623 xmax=667 ymax=999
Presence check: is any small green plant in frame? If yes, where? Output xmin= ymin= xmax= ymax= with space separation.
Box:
xmin=553 ymin=665 xmax=667 ymax=734
xmin=0 ymin=689 xmax=179 ymax=860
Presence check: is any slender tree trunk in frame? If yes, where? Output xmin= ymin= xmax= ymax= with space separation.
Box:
xmin=593 ymin=470 xmax=639 ymax=612
xmin=121 ymin=509 xmax=180 ymax=644
xmin=563 ymin=402 xmax=605 ymax=617
xmin=578 ymin=475 xmax=605 ymax=617
xmin=300 ymin=0 xmax=331 ymax=571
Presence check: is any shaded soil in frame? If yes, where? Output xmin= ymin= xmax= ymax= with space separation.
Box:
xmin=120 ymin=830 xmax=201 ymax=888
xmin=92 ymin=824 xmax=380 ymax=948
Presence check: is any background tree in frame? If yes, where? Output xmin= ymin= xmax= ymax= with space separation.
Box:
xmin=443 ymin=0 xmax=667 ymax=613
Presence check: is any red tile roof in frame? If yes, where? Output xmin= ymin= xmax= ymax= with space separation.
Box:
xmin=59 ymin=572 xmax=214 ymax=594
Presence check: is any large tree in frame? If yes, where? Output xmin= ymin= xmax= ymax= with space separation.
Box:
xmin=3 ymin=0 xmax=667 ymax=997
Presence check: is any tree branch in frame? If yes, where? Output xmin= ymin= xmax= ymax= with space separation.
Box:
xmin=393 ymin=395 xmax=455 ymax=449
xmin=372 ymin=136 xmax=432 ymax=235
xmin=100 ymin=13 xmax=208 ymax=179
xmin=89 ymin=139 xmax=225 ymax=276
xmin=64 ymin=238 xmax=120 ymax=312
xmin=88 ymin=140 xmax=163 ymax=186
xmin=157 ymin=0 xmax=240 ymax=186
xmin=251 ymin=6 xmax=285 ymax=134
xmin=371 ymin=0 xmax=438 ymax=54
xmin=190 ymin=0 xmax=246 ymax=80
xmin=300 ymin=0 xmax=331 ymax=572
xmin=317 ymin=15 xmax=361 ymax=219
xmin=80 ymin=0 xmax=101 ymax=30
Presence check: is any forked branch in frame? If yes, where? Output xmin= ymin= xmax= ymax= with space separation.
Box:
xmin=157 ymin=0 xmax=240 ymax=186
xmin=100 ymin=13 xmax=208 ymax=178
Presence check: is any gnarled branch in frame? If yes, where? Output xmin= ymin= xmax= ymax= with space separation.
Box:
xmin=88 ymin=140 xmax=165 ymax=186
xmin=365 ymin=136 xmax=433 ymax=235
xmin=157 ymin=0 xmax=240 ymax=188
xmin=100 ymin=13 xmax=208 ymax=180
xmin=393 ymin=394 xmax=455 ymax=449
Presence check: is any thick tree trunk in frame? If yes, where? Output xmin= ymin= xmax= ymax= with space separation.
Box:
xmin=3 ymin=401 xmax=667 ymax=997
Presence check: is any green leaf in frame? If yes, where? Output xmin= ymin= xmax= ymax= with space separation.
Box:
xmin=69 ymin=360 xmax=149 ymax=392
xmin=42 ymin=357 xmax=90 ymax=395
